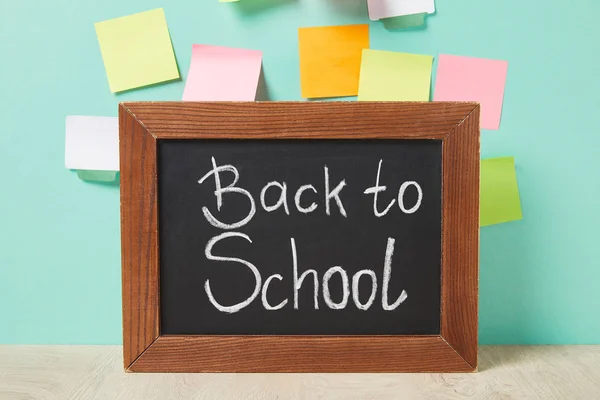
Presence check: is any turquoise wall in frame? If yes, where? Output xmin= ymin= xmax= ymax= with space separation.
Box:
xmin=1 ymin=0 xmax=599 ymax=344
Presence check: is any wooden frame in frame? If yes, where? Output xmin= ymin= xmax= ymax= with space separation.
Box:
xmin=120 ymin=102 xmax=480 ymax=373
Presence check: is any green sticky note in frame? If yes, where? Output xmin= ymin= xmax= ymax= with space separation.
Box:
xmin=382 ymin=13 xmax=427 ymax=30
xmin=95 ymin=8 xmax=179 ymax=93
xmin=357 ymin=49 xmax=433 ymax=101
xmin=77 ymin=170 xmax=117 ymax=182
xmin=219 ymin=0 xmax=240 ymax=2
xmin=480 ymin=157 xmax=523 ymax=227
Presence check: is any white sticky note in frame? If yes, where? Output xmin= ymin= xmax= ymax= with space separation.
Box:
xmin=367 ymin=0 xmax=435 ymax=21
xmin=65 ymin=116 xmax=119 ymax=171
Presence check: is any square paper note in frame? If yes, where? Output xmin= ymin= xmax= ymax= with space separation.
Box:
xmin=434 ymin=54 xmax=508 ymax=130
xmin=480 ymin=157 xmax=523 ymax=227
xmin=65 ymin=116 xmax=119 ymax=171
xmin=95 ymin=8 xmax=179 ymax=92
xmin=298 ymin=24 xmax=369 ymax=98
xmin=358 ymin=49 xmax=433 ymax=101
xmin=183 ymin=45 xmax=262 ymax=101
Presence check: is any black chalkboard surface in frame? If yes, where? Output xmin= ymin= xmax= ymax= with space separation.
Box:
xmin=158 ymin=139 xmax=442 ymax=335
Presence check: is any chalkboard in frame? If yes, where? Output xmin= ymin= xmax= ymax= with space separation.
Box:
xmin=120 ymin=102 xmax=479 ymax=372
xmin=158 ymin=139 xmax=442 ymax=335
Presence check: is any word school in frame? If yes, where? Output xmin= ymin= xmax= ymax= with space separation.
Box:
xmin=197 ymin=158 xmax=424 ymax=314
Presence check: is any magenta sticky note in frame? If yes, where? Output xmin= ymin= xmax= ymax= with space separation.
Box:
xmin=434 ymin=54 xmax=508 ymax=130
xmin=183 ymin=45 xmax=263 ymax=101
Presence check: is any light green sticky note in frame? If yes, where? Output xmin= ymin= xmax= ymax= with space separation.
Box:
xmin=219 ymin=0 xmax=240 ymax=2
xmin=77 ymin=170 xmax=117 ymax=182
xmin=95 ymin=8 xmax=179 ymax=93
xmin=357 ymin=49 xmax=433 ymax=101
xmin=480 ymin=157 xmax=523 ymax=227
xmin=382 ymin=13 xmax=427 ymax=30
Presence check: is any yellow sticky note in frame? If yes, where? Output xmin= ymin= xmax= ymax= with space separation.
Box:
xmin=358 ymin=49 xmax=433 ymax=101
xmin=95 ymin=9 xmax=179 ymax=93
xmin=298 ymin=24 xmax=369 ymax=98
xmin=480 ymin=157 xmax=523 ymax=227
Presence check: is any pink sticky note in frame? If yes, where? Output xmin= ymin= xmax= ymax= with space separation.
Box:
xmin=434 ymin=54 xmax=508 ymax=130
xmin=183 ymin=45 xmax=263 ymax=101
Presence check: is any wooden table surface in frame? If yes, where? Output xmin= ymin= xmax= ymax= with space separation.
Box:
xmin=1 ymin=346 xmax=599 ymax=399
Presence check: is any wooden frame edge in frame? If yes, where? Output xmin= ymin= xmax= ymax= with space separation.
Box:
xmin=119 ymin=101 xmax=477 ymax=140
xmin=128 ymin=335 xmax=475 ymax=373
xmin=440 ymin=104 xmax=480 ymax=370
xmin=120 ymin=104 xmax=160 ymax=370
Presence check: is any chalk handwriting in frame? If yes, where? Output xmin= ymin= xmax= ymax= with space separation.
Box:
xmin=364 ymin=159 xmax=396 ymax=217
xmin=294 ymin=184 xmax=318 ymax=214
xmin=324 ymin=165 xmax=348 ymax=217
xmin=204 ymin=232 xmax=261 ymax=313
xmin=260 ymin=181 xmax=290 ymax=215
xmin=204 ymin=235 xmax=407 ymax=312
xmin=364 ymin=159 xmax=423 ymax=216
xmin=197 ymin=159 xmax=420 ymax=313
xmin=198 ymin=157 xmax=256 ymax=229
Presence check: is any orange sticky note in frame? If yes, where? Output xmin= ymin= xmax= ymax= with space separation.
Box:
xmin=298 ymin=24 xmax=369 ymax=99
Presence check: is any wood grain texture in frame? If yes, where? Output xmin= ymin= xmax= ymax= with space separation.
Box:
xmin=121 ymin=101 xmax=477 ymax=139
xmin=119 ymin=101 xmax=480 ymax=372
xmin=128 ymin=336 xmax=471 ymax=373
xmin=2 ymin=346 xmax=600 ymax=400
xmin=119 ymin=105 xmax=160 ymax=369
xmin=440 ymin=105 xmax=480 ymax=369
